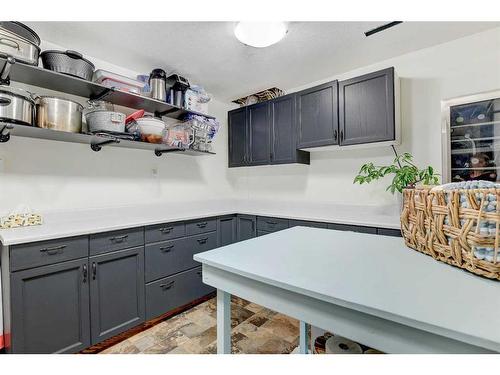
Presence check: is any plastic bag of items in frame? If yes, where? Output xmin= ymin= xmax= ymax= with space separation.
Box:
xmin=183 ymin=114 xmax=220 ymax=152
xmin=0 ymin=205 xmax=42 ymax=229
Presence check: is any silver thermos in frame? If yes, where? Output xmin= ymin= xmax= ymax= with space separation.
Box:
xmin=149 ymin=69 xmax=167 ymax=102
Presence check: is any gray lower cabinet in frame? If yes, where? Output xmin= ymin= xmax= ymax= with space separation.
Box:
xmin=217 ymin=215 xmax=237 ymax=246
xmin=89 ymin=246 xmax=145 ymax=344
xmin=236 ymin=215 xmax=256 ymax=241
xmin=11 ymin=258 xmax=90 ymax=354
xmin=145 ymin=232 xmax=217 ymax=283
xmin=289 ymin=220 xmax=328 ymax=229
xmin=377 ymin=228 xmax=402 ymax=237
xmin=257 ymin=216 xmax=289 ymax=232
xmin=146 ymin=267 xmax=214 ymax=320
xmin=327 ymin=223 xmax=377 ymax=234
xmin=339 ymin=67 xmax=395 ymax=146
xmin=257 ymin=230 xmax=272 ymax=237
xmin=296 ymin=80 xmax=339 ymax=148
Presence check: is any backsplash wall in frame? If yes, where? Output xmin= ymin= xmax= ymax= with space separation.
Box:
xmin=0 ymin=41 xmax=237 ymax=213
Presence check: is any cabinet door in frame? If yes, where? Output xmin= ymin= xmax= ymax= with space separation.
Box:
xmin=228 ymin=107 xmax=248 ymax=167
xmin=339 ymin=67 xmax=395 ymax=146
xmin=296 ymin=81 xmax=339 ymax=148
xmin=271 ymin=94 xmax=310 ymax=164
xmin=236 ymin=215 xmax=256 ymax=242
xmin=248 ymin=102 xmax=271 ymax=165
xmin=11 ymin=258 xmax=90 ymax=353
xmin=89 ymin=247 xmax=145 ymax=344
xmin=217 ymin=215 xmax=237 ymax=246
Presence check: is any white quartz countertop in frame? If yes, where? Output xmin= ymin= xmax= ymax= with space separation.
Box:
xmin=0 ymin=200 xmax=400 ymax=246
xmin=195 ymin=227 xmax=500 ymax=352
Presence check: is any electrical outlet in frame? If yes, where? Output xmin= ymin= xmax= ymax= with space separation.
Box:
xmin=151 ymin=168 xmax=159 ymax=178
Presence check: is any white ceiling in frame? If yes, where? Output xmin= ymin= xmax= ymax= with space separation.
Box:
xmin=26 ymin=21 xmax=500 ymax=101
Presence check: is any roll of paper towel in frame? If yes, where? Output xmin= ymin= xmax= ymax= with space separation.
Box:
xmin=325 ymin=335 xmax=363 ymax=354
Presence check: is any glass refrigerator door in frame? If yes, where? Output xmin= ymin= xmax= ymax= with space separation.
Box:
xmin=449 ymin=97 xmax=500 ymax=182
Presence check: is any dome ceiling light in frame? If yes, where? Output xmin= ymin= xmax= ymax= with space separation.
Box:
xmin=234 ymin=22 xmax=288 ymax=48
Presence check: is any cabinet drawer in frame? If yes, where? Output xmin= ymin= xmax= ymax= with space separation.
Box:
xmin=145 ymin=222 xmax=185 ymax=243
xmin=289 ymin=220 xmax=328 ymax=229
xmin=10 ymin=236 xmax=89 ymax=272
xmin=327 ymin=223 xmax=377 ymax=234
xmin=185 ymin=218 xmax=217 ymax=236
xmin=146 ymin=267 xmax=214 ymax=320
xmin=145 ymin=232 xmax=217 ymax=282
xmin=257 ymin=216 xmax=289 ymax=232
xmin=89 ymin=228 xmax=144 ymax=256
xmin=377 ymin=228 xmax=402 ymax=237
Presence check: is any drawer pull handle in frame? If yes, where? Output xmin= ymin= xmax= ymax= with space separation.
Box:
xmin=110 ymin=234 xmax=128 ymax=243
xmin=160 ymin=227 xmax=174 ymax=233
xmin=40 ymin=245 xmax=66 ymax=255
xmin=160 ymin=245 xmax=174 ymax=253
xmin=92 ymin=262 xmax=97 ymax=280
xmin=196 ymin=222 xmax=208 ymax=228
xmin=159 ymin=281 xmax=175 ymax=290
xmin=197 ymin=237 xmax=208 ymax=244
xmin=266 ymin=221 xmax=278 ymax=225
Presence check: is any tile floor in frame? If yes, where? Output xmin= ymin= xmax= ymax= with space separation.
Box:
xmin=101 ymin=296 xmax=299 ymax=354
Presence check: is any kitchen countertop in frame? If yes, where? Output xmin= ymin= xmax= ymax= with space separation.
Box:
xmin=195 ymin=227 xmax=500 ymax=353
xmin=0 ymin=200 xmax=400 ymax=246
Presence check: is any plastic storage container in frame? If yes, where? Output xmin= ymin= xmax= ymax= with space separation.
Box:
xmin=93 ymin=70 xmax=146 ymax=94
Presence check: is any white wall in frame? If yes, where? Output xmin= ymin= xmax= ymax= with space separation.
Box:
xmin=228 ymin=27 xmax=500 ymax=207
xmin=0 ymin=27 xmax=499 ymax=214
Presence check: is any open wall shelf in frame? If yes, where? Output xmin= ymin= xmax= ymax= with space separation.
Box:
xmin=0 ymin=123 xmax=215 ymax=157
xmin=0 ymin=58 xmax=217 ymax=157
xmin=0 ymin=57 xmax=215 ymax=120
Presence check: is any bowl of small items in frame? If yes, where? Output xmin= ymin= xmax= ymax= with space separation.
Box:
xmin=401 ymin=180 xmax=500 ymax=280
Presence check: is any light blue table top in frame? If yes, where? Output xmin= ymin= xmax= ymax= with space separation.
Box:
xmin=195 ymin=226 xmax=500 ymax=351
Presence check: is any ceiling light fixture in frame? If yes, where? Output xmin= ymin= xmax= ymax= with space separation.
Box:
xmin=234 ymin=22 xmax=288 ymax=48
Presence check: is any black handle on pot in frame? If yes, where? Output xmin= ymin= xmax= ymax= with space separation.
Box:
xmin=65 ymin=50 xmax=83 ymax=59
xmin=0 ymin=97 xmax=11 ymax=106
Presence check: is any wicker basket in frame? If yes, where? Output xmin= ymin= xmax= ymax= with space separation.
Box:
xmin=401 ymin=186 xmax=500 ymax=280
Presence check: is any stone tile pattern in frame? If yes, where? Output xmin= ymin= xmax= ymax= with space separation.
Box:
xmin=101 ymin=296 xmax=299 ymax=354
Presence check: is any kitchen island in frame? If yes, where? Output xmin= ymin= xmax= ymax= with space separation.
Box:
xmin=194 ymin=227 xmax=500 ymax=354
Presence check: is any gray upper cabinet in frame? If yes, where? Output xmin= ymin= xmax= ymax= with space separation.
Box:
xmin=236 ymin=215 xmax=256 ymax=242
xmin=228 ymin=97 xmax=309 ymax=168
xmin=11 ymin=258 xmax=90 ymax=354
xmin=248 ymin=102 xmax=271 ymax=165
xmin=217 ymin=215 xmax=237 ymax=246
xmin=339 ymin=67 xmax=395 ymax=146
xmin=228 ymin=107 xmax=248 ymax=167
xmin=296 ymin=80 xmax=339 ymax=148
xmin=270 ymin=94 xmax=310 ymax=165
xmin=89 ymin=246 xmax=145 ymax=344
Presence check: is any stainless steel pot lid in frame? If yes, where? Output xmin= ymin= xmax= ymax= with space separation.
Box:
xmin=0 ymin=21 xmax=41 ymax=45
xmin=0 ymin=85 xmax=36 ymax=102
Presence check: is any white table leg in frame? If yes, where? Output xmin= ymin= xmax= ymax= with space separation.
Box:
xmin=299 ymin=321 xmax=309 ymax=354
xmin=217 ymin=289 xmax=231 ymax=354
